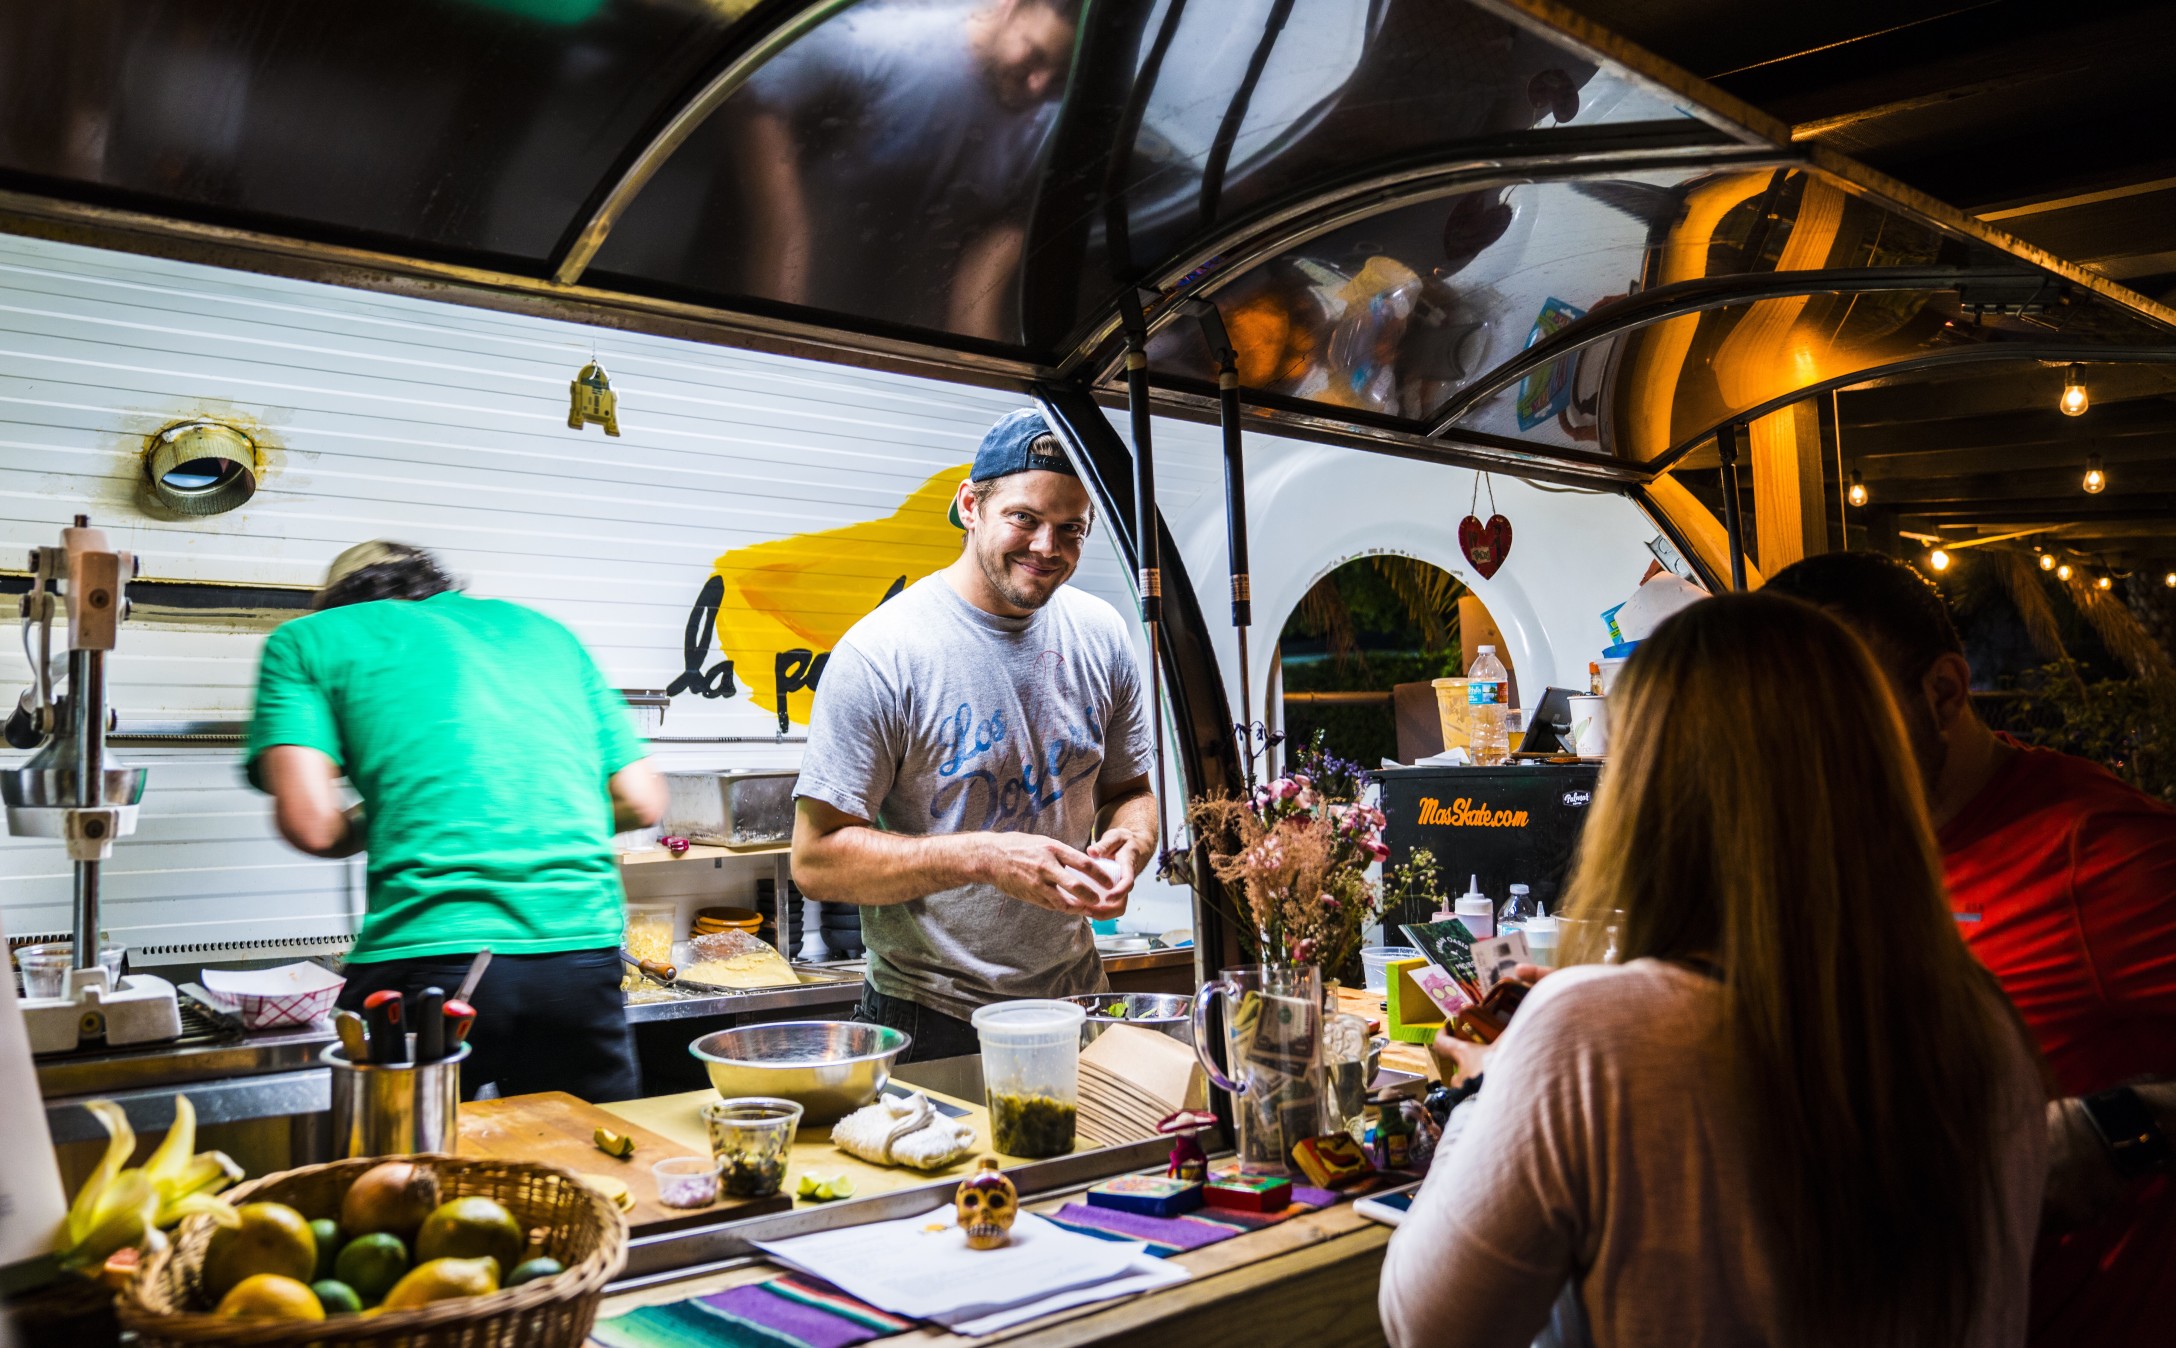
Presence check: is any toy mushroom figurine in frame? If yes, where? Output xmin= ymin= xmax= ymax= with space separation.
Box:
xmin=955 ymin=1156 xmax=1017 ymax=1250
xmin=1158 ymin=1109 xmax=1217 ymax=1183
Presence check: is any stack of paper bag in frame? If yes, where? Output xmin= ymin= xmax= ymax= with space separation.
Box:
xmin=1077 ymin=1024 xmax=1207 ymax=1147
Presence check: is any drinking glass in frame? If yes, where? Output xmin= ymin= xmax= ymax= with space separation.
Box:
xmin=703 ymin=1097 xmax=803 ymax=1197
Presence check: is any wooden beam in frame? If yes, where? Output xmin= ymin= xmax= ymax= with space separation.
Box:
xmin=1750 ymin=401 xmax=1829 ymax=571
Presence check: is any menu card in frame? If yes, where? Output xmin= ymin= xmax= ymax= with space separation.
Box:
xmin=1398 ymin=918 xmax=1485 ymax=1017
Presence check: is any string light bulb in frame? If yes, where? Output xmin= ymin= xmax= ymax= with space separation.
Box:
xmin=1846 ymin=471 xmax=1868 ymax=508
xmin=2095 ymin=573 xmax=2114 ymax=591
xmin=2039 ymin=551 xmax=2058 ymax=572
xmin=1929 ymin=547 xmax=1951 ymax=572
xmin=2083 ymin=454 xmax=2106 ymax=494
xmin=2057 ymin=562 xmax=2074 ymax=581
xmin=2060 ymin=366 xmax=2089 ymax=417
xmin=2164 ymin=571 xmax=2175 ymax=589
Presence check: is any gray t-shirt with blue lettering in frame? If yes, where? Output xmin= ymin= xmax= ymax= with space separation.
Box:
xmin=796 ymin=575 xmax=1154 ymax=1022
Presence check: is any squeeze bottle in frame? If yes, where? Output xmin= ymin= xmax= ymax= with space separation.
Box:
xmin=1453 ymin=874 xmax=1494 ymax=938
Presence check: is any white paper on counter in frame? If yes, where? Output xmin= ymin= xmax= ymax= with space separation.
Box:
xmin=752 ymin=1208 xmax=1151 ymax=1322
xmin=941 ymin=1253 xmax=1189 ymax=1335
xmin=0 ymin=911 xmax=69 ymax=1267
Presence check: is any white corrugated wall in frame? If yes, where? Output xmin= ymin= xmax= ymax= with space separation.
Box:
xmin=0 ymin=233 xmax=1177 ymax=951
xmin=0 ymin=230 xmax=1667 ymax=958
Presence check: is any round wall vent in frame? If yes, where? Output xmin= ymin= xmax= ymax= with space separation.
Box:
xmin=143 ymin=420 xmax=258 ymax=516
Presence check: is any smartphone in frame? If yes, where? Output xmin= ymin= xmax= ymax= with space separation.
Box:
xmin=1354 ymin=1182 xmax=1422 ymax=1227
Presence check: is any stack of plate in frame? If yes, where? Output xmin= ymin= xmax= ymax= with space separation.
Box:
xmin=693 ymin=906 xmax=762 ymax=937
xmin=1076 ymin=1024 xmax=1207 ymax=1147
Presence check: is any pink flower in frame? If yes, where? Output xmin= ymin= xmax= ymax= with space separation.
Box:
xmin=1365 ymin=840 xmax=1389 ymax=862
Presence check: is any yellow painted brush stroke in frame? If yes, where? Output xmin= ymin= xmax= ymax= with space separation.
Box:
xmin=714 ymin=462 xmax=969 ymax=729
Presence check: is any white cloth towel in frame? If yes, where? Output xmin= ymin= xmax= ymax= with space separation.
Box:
xmin=830 ymin=1092 xmax=977 ymax=1170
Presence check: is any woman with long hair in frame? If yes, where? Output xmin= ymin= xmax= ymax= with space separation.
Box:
xmin=1379 ymin=592 xmax=2046 ymax=1347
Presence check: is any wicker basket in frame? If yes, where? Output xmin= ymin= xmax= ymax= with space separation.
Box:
xmin=119 ymin=1154 xmax=627 ymax=1348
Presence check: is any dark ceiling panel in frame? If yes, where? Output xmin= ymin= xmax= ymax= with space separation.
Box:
xmin=587 ymin=0 xmax=1723 ymax=357
xmin=1541 ymin=0 xmax=1985 ymax=83
xmin=0 ymin=0 xmax=749 ymax=265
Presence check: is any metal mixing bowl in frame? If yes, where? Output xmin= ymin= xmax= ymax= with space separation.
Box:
xmin=1061 ymin=992 xmax=1194 ymax=1047
xmin=688 ymin=1021 xmax=909 ymax=1123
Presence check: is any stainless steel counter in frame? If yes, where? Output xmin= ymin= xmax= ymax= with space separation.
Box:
xmin=36 ymin=949 xmax=1198 ymax=1176
xmin=622 ymin=965 xmax=864 ymax=1024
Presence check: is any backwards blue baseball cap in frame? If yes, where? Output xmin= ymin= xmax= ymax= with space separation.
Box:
xmin=948 ymin=408 xmax=1078 ymax=529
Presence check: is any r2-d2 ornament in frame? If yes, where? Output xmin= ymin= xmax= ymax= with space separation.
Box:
xmin=568 ymin=360 xmax=621 ymax=436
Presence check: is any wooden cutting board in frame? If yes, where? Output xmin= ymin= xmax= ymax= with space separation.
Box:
xmin=457 ymin=1092 xmax=792 ymax=1235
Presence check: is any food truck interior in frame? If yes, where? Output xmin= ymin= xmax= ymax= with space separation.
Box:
xmin=3 ymin=0 xmax=2173 ymax=1340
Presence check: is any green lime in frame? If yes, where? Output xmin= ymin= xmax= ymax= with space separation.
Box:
xmin=310 ymin=1280 xmax=363 ymax=1315
xmin=333 ymin=1232 xmax=409 ymax=1306
xmin=505 ymin=1257 xmax=565 ymax=1287
xmin=308 ymin=1221 xmax=342 ymax=1281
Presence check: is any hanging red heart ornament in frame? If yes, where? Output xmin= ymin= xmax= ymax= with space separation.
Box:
xmin=1459 ymin=513 xmax=1513 ymax=579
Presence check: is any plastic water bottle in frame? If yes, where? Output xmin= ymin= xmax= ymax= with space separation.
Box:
xmin=1467 ymin=645 xmax=1510 ymax=765
xmin=1499 ymin=882 xmax=1537 ymax=934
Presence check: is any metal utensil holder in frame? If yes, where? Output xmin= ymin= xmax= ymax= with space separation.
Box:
xmin=322 ymin=1038 xmax=469 ymax=1159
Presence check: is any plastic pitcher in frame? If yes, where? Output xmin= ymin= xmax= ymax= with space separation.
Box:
xmin=1191 ymin=964 xmax=1327 ymax=1174
xmin=972 ymin=999 xmax=1086 ymax=1158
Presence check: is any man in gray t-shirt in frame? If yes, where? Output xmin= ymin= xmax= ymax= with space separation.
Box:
xmin=792 ymin=409 xmax=1158 ymax=1060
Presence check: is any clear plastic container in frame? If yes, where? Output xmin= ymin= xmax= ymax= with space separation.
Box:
xmin=1429 ymin=677 xmax=1470 ymax=755
xmin=1521 ymin=913 xmax=1560 ymax=968
xmin=623 ymin=903 xmax=678 ymax=965
xmin=1467 ymin=646 xmax=1510 ymax=765
xmin=972 ymin=999 xmax=1086 ymax=1158
xmin=652 ymin=1155 xmax=721 ymax=1209
xmin=1360 ymin=946 xmax=1420 ymax=992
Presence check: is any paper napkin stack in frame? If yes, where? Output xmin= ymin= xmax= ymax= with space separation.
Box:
xmin=1077 ymin=1025 xmax=1207 ymax=1147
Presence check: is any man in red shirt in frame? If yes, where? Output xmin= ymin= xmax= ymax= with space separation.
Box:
xmin=1768 ymin=551 xmax=2176 ymax=1348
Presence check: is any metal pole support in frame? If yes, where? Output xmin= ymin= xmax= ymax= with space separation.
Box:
xmin=1717 ymin=423 xmax=1749 ymax=592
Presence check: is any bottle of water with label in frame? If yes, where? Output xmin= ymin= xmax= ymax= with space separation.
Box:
xmin=1467 ymin=645 xmax=1510 ymax=765
xmin=1499 ymin=881 xmax=1538 ymax=933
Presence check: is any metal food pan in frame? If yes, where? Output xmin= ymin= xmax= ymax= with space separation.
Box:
xmin=660 ymin=769 xmax=799 ymax=846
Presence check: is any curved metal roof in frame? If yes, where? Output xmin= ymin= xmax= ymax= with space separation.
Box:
xmin=2 ymin=0 xmax=2170 ymax=483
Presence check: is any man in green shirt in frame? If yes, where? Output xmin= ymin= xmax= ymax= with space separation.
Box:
xmin=248 ymin=542 xmax=664 ymax=1101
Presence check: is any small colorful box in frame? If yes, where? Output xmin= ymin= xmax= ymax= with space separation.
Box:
xmin=1086 ymin=1174 xmax=1205 ymax=1216
xmin=1291 ymin=1133 xmax=1377 ymax=1190
xmin=1385 ymin=957 xmax=1448 ymax=1044
xmin=1203 ymin=1173 xmax=1293 ymax=1213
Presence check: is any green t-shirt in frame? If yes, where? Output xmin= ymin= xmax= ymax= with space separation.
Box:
xmin=245 ymin=592 xmax=644 ymax=963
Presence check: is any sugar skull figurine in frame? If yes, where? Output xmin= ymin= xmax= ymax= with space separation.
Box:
xmin=1158 ymin=1110 xmax=1216 ymax=1183
xmin=955 ymin=1156 xmax=1017 ymax=1250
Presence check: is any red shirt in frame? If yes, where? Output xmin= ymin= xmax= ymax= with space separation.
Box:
xmin=1940 ymin=735 xmax=2176 ymax=1348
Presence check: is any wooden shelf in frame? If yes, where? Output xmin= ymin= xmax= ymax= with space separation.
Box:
xmin=617 ymin=843 xmax=789 ymax=866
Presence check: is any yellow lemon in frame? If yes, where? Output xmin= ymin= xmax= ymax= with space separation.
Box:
xmin=377 ymin=1256 xmax=499 ymax=1311
xmin=200 ymin=1203 xmax=317 ymax=1303
xmin=414 ymin=1197 xmax=523 ymax=1272
xmin=215 ymin=1273 xmax=324 ymax=1320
